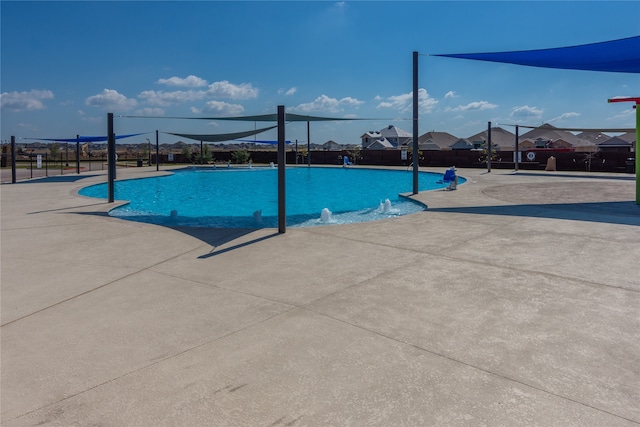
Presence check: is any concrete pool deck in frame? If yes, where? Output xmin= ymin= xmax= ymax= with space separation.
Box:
xmin=1 ymin=166 xmax=639 ymax=426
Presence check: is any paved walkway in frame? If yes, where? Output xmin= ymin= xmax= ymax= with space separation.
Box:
xmin=2 ymin=166 xmax=639 ymax=426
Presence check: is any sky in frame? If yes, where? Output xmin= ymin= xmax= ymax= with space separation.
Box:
xmin=1 ymin=0 xmax=639 ymax=146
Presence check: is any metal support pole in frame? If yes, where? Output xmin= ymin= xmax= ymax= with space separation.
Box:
xmin=76 ymin=135 xmax=81 ymax=174
xmin=412 ymin=51 xmax=419 ymax=194
xmin=277 ymin=105 xmax=286 ymax=233
xmin=156 ymin=130 xmax=160 ymax=171
xmin=10 ymin=136 xmax=16 ymax=183
xmin=487 ymin=121 xmax=492 ymax=173
xmin=107 ymin=113 xmax=116 ymax=203
xmin=514 ymin=125 xmax=519 ymax=172
xmin=307 ymin=121 xmax=311 ymax=167
xmin=636 ymin=104 xmax=639 ymax=204
xmin=200 ymin=140 xmax=203 ymax=165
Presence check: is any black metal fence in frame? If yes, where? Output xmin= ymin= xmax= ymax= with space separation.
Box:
xmin=3 ymin=146 xmax=635 ymax=184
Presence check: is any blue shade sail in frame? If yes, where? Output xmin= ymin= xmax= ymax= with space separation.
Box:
xmin=432 ymin=36 xmax=640 ymax=73
xmin=25 ymin=133 xmax=147 ymax=143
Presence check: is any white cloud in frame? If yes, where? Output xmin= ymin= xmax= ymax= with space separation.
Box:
xmin=1 ymin=89 xmax=54 ymax=112
xmin=376 ymin=88 xmax=437 ymax=114
xmin=85 ymin=89 xmax=137 ymax=111
xmin=201 ymin=100 xmax=245 ymax=115
xmin=444 ymin=91 xmax=458 ymax=99
xmin=510 ymin=105 xmax=544 ymax=120
xmin=138 ymin=89 xmax=206 ymax=106
xmin=607 ymin=108 xmax=634 ymax=122
xmin=548 ymin=112 xmax=580 ymax=123
xmin=157 ymin=75 xmax=208 ymax=87
xmin=278 ymin=87 xmax=297 ymax=96
xmin=207 ymin=80 xmax=258 ymax=99
xmin=446 ymin=101 xmax=497 ymax=112
xmin=136 ymin=107 xmax=165 ymax=116
xmin=293 ymin=94 xmax=364 ymax=113
xmin=80 ymin=116 xmax=102 ymax=123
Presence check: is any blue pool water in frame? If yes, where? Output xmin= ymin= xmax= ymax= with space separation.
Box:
xmin=79 ymin=167 xmax=464 ymax=228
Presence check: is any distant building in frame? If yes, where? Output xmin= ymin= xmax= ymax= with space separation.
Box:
xmin=361 ymin=125 xmax=412 ymax=149
xmin=416 ymin=131 xmax=459 ymax=150
xmin=321 ymin=140 xmax=343 ymax=151
xmin=467 ymin=127 xmax=515 ymax=151
xmin=597 ymin=136 xmax=633 ymax=152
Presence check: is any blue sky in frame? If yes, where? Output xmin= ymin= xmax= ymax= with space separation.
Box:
xmin=1 ymin=1 xmax=639 ymax=145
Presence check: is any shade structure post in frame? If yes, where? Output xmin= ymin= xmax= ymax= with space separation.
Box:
xmin=277 ymin=105 xmax=286 ymax=233
xmin=636 ymin=104 xmax=639 ymax=204
xmin=514 ymin=125 xmax=519 ymax=171
xmin=412 ymin=51 xmax=419 ymax=194
xmin=156 ymin=130 xmax=159 ymax=171
xmin=487 ymin=121 xmax=492 ymax=173
xmin=76 ymin=135 xmax=80 ymax=174
xmin=608 ymin=97 xmax=640 ymax=204
xmin=200 ymin=140 xmax=203 ymax=165
xmin=107 ymin=113 xmax=115 ymax=203
xmin=11 ymin=136 xmax=16 ymax=183
xmin=307 ymin=121 xmax=311 ymax=167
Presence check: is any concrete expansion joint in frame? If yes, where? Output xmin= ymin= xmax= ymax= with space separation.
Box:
xmin=305 ymin=307 xmax=640 ymax=426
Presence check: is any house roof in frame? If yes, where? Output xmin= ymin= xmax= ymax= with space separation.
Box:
xmin=322 ymin=140 xmax=342 ymax=150
xmin=417 ymin=131 xmax=459 ymax=150
xmin=467 ymin=127 xmax=515 ymax=150
xmin=449 ymin=139 xmax=473 ymax=150
xmin=418 ymin=142 xmax=441 ymax=151
xmin=617 ymin=132 xmax=637 ymax=143
xmin=518 ymin=123 xmax=592 ymax=147
xmin=361 ymin=131 xmax=381 ymax=138
xmin=365 ymin=138 xmax=394 ymax=150
xmin=597 ymin=136 xmax=633 ymax=147
xmin=576 ymin=131 xmax=612 ymax=144
xmin=380 ymin=125 xmax=411 ymax=139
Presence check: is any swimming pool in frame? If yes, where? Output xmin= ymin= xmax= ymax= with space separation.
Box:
xmin=79 ymin=167 xmax=464 ymax=228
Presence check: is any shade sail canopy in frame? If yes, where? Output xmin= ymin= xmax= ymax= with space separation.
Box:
xmin=23 ymin=133 xmax=147 ymax=143
xmin=499 ymin=124 xmax=635 ymax=133
xmin=432 ymin=36 xmax=640 ymax=73
xmin=122 ymin=113 xmax=367 ymax=122
xmin=164 ymin=125 xmax=277 ymax=142
xmin=234 ymin=139 xmax=293 ymax=145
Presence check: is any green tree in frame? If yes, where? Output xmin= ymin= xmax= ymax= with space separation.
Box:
xmin=231 ymin=148 xmax=250 ymax=164
xmin=181 ymin=145 xmax=192 ymax=163
xmin=202 ymin=144 xmax=213 ymax=163
xmin=478 ymin=141 xmax=498 ymax=164
xmin=49 ymin=143 xmax=60 ymax=160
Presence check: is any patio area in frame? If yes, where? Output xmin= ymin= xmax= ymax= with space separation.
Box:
xmin=1 ymin=166 xmax=638 ymax=426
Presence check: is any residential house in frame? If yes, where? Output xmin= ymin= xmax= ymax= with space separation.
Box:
xmin=416 ymin=131 xmax=459 ymax=150
xmin=467 ymin=127 xmax=515 ymax=151
xmin=361 ymin=125 xmax=412 ymax=150
xmin=597 ymin=136 xmax=633 ymax=152
xmin=519 ymin=123 xmax=595 ymax=152
xmin=321 ymin=140 xmax=343 ymax=151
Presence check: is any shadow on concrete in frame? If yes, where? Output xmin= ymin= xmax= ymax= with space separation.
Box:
xmin=72 ymin=211 xmax=280 ymax=256
xmin=28 ymin=202 xmax=109 ymax=215
xmin=511 ymin=171 xmax=636 ymax=181
xmin=15 ymin=174 xmax=100 ymax=183
xmin=427 ymin=201 xmax=640 ymax=226
xmin=178 ymin=228 xmax=281 ymax=259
